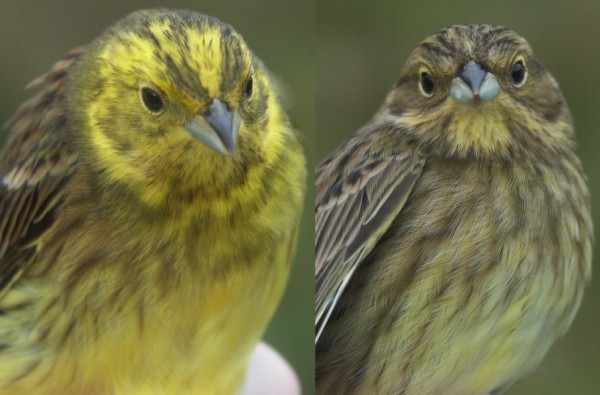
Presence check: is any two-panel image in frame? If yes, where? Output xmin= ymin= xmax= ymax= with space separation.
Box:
xmin=0 ymin=1 xmax=598 ymax=394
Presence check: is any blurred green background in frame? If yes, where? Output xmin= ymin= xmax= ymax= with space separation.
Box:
xmin=0 ymin=1 xmax=315 ymax=394
xmin=318 ymin=0 xmax=600 ymax=394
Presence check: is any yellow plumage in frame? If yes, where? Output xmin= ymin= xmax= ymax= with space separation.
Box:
xmin=0 ymin=9 xmax=305 ymax=395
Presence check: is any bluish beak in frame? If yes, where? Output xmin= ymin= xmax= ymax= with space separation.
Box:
xmin=450 ymin=60 xmax=500 ymax=104
xmin=185 ymin=99 xmax=241 ymax=156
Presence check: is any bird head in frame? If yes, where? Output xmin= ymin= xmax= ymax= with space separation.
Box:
xmin=68 ymin=9 xmax=284 ymax=206
xmin=382 ymin=24 xmax=573 ymax=160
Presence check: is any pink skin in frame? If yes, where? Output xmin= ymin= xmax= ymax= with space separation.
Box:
xmin=239 ymin=342 xmax=300 ymax=395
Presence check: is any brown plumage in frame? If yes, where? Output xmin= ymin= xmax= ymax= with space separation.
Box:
xmin=0 ymin=48 xmax=82 ymax=296
xmin=316 ymin=25 xmax=592 ymax=395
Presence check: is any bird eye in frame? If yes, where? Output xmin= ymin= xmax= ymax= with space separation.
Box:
xmin=419 ymin=72 xmax=435 ymax=96
xmin=245 ymin=75 xmax=253 ymax=98
xmin=141 ymin=87 xmax=164 ymax=112
xmin=511 ymin=60 xmax=526 ymax=86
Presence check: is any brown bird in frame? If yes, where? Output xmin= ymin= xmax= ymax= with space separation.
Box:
xmin=316 ymin=24 xmax=592 ymax=395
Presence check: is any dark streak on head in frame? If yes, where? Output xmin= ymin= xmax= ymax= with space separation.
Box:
xmin=418 ymin=42 xmax=452 ymax=62
xmin=142 ymin=26 xmax=162 ymax=50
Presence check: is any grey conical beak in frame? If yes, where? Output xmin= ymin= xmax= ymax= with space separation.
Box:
xmin=185 ymin=99 xmax=241 ymax=156
xmin=450 ymin=60 xmax=500 ymax=104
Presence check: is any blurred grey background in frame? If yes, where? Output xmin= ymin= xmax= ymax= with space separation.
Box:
xmin=0 ymin=1 xmax=314 ymax=394
xmin=317 ymin=0 xmax=600 ymax=394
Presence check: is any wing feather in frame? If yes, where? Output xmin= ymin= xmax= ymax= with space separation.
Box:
xmin=0 ymin=48 xmax=84 ymax=299
xmin=315 ymin=125 xmax=424 ymax=342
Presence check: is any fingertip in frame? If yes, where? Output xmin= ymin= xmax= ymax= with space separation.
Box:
xmin=239 ymin=342 xmax=300 ymax=395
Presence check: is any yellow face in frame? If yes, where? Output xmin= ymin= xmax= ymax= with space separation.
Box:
xmin=383 ymin=24 xmax=573 ymax=159
xmin=69 ymin=10 xmax=279 ymax=206
xmin=101 ymin=16 xmax=252 ymax=112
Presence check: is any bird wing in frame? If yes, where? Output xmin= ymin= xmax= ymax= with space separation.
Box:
xmin=0 ymin=48 xmax=84 ymax=299
xmin=315 ymin=125 xmax=425 ymax=342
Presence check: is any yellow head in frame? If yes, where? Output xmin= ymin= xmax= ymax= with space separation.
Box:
xmin=383 ymin=24 xmax=573 ymax=160
xmin=68 ymin=9 xmax=283 ymax=206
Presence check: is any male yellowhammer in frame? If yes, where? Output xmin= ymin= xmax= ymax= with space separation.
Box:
xmin=316 ymin=24 xmax=592 ymax=395
xmin=0 ymin=9 xmax=305 ymax=395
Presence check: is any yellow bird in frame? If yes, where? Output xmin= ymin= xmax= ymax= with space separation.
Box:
xmin=316 ymin=24 xmax=592 ymax=395
xmin=0 ymin=9 xmax=305 ymax=395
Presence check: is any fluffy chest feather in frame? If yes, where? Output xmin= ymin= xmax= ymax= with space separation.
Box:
xmin=0 ymin=173 xmax=300 ymax=395
xmin=319 ymin=159 xmax=591 ymax=395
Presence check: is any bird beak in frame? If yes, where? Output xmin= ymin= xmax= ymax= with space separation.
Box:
xmin=185 ymin=99 xmax=241 ymax=156
xmin=450 ymin=60 xmax=500 ymax=104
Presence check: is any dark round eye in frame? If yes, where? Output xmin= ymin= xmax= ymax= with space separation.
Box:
xmin=420 ymin=72 xmax=434 ymax=95
xmin=141 ymin=87 xmax=164 ymax=112
xmin=511 ymin=60 xmax=526 ymax=85
xmin=245 ymin=75 xmax=253 ymax=98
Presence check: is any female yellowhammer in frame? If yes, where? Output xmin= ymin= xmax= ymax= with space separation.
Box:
xmin=316 ymin=24 xmax=592 ymax=395
xmin=0 ymin=9 xmax=305 ymax=395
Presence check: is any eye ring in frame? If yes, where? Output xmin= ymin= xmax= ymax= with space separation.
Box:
xmin=141 ymin=87 xmax=164 ymax=113
xmin=244 ymin=75 xmax=254 ymax=98
xmin=419 ymin=71 xmax=435 ymax=97
xmin=511 ymin=59 xmax=527 ymax=87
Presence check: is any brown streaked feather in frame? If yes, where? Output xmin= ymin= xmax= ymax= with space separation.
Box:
xmin=315 ymin=124 xmax=425 ymax=341
xmin=0 ymin=48 xmax=85 ymax=299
